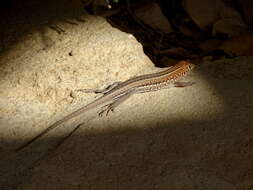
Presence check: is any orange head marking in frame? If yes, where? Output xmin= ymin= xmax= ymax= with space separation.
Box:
xmin=178 ymin=60 xmax=195 ymax=71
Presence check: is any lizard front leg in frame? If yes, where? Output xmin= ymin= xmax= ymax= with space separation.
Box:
xmin=173 ymin=81 xmax=195 ymax=87
xmin=77 ymin=81 xmax=121 ymax=94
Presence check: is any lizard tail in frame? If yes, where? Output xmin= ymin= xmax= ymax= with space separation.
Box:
xmin=15 ymin=95 xmax=110 ymax=152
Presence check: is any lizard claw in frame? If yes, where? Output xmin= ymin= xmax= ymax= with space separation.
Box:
xmin=98 ymin=104 xmax=114 ymax=117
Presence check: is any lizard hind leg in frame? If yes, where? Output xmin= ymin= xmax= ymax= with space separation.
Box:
xmin=98 ymin=91 xmax=135 ymax=117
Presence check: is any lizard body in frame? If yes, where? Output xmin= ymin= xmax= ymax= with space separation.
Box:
xmin=17 ymin=60 xmax=194 ymax=151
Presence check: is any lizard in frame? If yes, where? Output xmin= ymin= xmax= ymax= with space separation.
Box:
xmin=16 ymin=60 xmax=195 ymax=151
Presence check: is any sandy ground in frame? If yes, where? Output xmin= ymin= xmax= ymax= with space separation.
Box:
xmin=0 ymin=0 xmax=253 ymax=190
